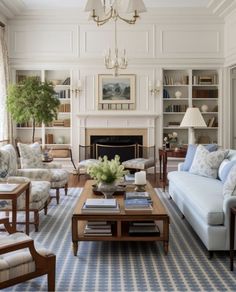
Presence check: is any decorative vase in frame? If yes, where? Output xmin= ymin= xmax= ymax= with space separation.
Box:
xmin=175 ymin=90 xmax=182 ymax=99
xmin=98 ymin=181 xmax=117 ymax=199
xmin=201 ymin=104 xmax=208 ymax=112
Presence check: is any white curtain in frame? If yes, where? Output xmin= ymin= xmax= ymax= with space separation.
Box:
xmin=0 ymin=26 xmax=10 ymax=142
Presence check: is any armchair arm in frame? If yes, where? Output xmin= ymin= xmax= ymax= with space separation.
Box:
xmin=0 ymin=218 xmax=15 ymax=234
xmin=0 ymin=239 xmax=55 ymax=269
xmin=178 ymin=162 xmax=184 ymax=171
xmin=7 ymin=176 xmax=31 ymax=184
xmin=17 ymin=169 xmax=52 ymax=181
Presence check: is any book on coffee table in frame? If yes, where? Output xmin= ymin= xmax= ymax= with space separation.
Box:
xmin=85 ymin=198 xmax=117 ymax=208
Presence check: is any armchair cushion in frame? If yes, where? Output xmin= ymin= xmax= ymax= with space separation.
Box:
xmin=17 ymin=143 xmax=44 ymax=169
xmin=0 ymin=150 xmax=9 ymax=179
xmin=122 ymin=158 xmax=155 ymax=170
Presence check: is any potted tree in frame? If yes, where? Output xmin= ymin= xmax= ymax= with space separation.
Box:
xmin=7 ymin=76 xmax=60 ymax=142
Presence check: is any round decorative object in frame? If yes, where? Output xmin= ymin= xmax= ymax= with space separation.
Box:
xmin=201 ymin=104 xmax=209 ymax=112
xmin=97 ymin=181 xmax=117 ymax=199
xmin=56 ymin=136 xmax=65 ymax=144
xmin=175 ymin=90 xmax=182 ymax=99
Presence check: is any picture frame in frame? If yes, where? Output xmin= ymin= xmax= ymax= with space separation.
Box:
xmin=97 ymin=74 xmax=136 ymax=110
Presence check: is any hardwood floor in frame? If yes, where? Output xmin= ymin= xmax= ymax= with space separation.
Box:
xmin=68 ymin=173 xmax=162 ymax=188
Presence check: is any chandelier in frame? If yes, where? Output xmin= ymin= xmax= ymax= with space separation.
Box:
xmin=85 ymin=0 xmax=147 ymax=26
xmin=104 ymin=19 xmax=127 ymax=76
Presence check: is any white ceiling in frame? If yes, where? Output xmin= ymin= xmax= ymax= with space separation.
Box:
xmin=20 ymin=0 xmax=211 ymax=10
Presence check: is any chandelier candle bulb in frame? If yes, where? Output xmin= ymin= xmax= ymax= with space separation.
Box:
xmin=135 ymin=171 xmax=146 ymax=185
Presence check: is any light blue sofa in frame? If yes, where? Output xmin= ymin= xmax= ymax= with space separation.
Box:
xmin=167 ymin=149 xmax=236 ymax=252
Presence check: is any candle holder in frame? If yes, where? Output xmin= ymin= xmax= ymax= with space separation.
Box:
xmin=134 ymin=184 xmax=146 ymax=192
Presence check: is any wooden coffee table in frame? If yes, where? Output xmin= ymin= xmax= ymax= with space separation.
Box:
xmin=71 ymin=180 xmax=169 ymax=256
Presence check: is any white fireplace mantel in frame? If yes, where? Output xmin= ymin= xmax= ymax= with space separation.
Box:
xmin=77 ymin=112 xmax=159 ymax=147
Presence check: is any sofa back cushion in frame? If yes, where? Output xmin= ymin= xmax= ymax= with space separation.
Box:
xmin=1 ymin=144 xmax=18 ymax=176
xmin=181 ymin=144 xmax=218 ymax=171
xmin=189 ymin=145 xmax=228 ymax=179
xmin=17 ymin=143 xmax=44 ymax=169
xmin=0 ymin=150 xmax=10 ymax=179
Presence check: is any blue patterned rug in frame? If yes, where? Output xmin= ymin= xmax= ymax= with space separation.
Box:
xmin=4 ymin=188 xmax=236 ymax=291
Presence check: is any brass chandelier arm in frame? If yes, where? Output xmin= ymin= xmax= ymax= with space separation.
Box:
xmin=92 ymin=8 xmax=113 ymax=26
xmin=117 ymin=11 xmax=140 ymax=25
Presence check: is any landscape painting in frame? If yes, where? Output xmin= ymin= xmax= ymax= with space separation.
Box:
xmin=98 ymin=74 xmax=135 ymax=104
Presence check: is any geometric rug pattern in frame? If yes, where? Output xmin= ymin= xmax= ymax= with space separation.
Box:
xmin=3 ymin=187 xmax=236 ymax=291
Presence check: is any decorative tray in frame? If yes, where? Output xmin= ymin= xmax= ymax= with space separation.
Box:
xmin=92 ymin=184 xmax=126 ymax=196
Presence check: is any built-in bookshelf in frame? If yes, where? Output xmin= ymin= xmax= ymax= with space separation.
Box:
xmin=162 ymin=69 xmax=219 ymax=146
xmin=15 ymin=69 xmax=72 ymax=147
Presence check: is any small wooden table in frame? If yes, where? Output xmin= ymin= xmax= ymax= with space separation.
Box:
xmin=159 ymin=148 xmax=187 ymax=190
xmin=230 ymin=207 xmax=236 ymax=271
xmin=0 ymin=182 xmax=30 ymax=235
xmin=71 ymin=180 xmax=170 ymax=256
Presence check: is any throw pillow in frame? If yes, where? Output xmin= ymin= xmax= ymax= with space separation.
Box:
xmin=17 ymin=142 xmax=44 ymax=169
xmin=189 ymin=145 xmax=228 ymax=179
xmin=0 ymin=150 xmax=9 ymax=179
xmin=218 ymin=159 xmax=236 ymax=183
xmin=223 ymin=164 xmax=236 ymax=199
xmin=181 ymin=144 xmax=218 ymax=171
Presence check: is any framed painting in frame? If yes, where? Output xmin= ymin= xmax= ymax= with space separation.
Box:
xmin=98 ymin=74 xmax=136 ymax=110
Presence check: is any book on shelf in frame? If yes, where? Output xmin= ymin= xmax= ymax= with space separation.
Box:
xmin=85 ymin=198 xmax=117 ymax=208
xmin=84 ymin=221 xmax=112 ymax=236
xmin=208 ymin=117 xmax=215 ymax=127
xmin=0 ymin=184 xmax=19 ymax=192
xmin=131 ymin=221 xmax=156 ymax=227
xmin=129 ymin=225 xmax=160 ymax=236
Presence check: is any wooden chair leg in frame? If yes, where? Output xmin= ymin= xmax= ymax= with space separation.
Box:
xmin=47 ymin=256 xmax=56 ymax=292
xmin=65 ymin=183 xmax=68 ymax=196
xmin=56 ymin=189 xmax=60 ymax=205
xmin=34 ymin=210 xmax=39 ymax=232
xmin=44 ymin=202 xmax=48 ymax=215
xmin=77 ymin=169 xmax=80 ymax=181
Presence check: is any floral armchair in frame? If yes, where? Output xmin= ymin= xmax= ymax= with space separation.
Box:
xmin=0 ymin=218 xmax=56 ymax=291
xmin=0 ymin=144 xmax=51 ymax=231
xmin=17 ymin=143 xmax=69 ymax=204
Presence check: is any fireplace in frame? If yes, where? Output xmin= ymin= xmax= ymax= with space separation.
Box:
xmin=91 ymin=135 xmax=143 ymax=162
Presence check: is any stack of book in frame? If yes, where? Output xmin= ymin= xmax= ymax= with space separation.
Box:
xmin=124 ymin=194 xmax=153 ymax=213
xmin=84 ymin=221 xmax=112 ymax=237
xmin=81 ymin=198 xmax=120 ymax=214
xmin=124 ymin=174 xmax=135 ymax=184
xmin=129 ymin=221 xmax=160 ymax=236
xmin=125 ymin=192 xmax=152 ymax=204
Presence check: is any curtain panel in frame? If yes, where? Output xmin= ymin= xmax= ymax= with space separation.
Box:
xmin=0 ymin=27 xmax=10 ymax=142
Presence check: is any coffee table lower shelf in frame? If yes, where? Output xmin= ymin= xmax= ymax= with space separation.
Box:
xmin=72 ymin=217 xmax=169 ymax=256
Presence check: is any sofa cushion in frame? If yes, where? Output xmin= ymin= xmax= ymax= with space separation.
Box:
xmin=181 ymin=144 xmax=218 ymax=171
xmin=17 ymin=143 xmax=44 ymax=169
xmin=218 ymin=159 xmax=236 ymax=183
xmin=168 ymin=171 xmax=224 ymax=225
xmin=0 ymin=150 xmax=9 ymax=178
xmin=189 ymin=145 xmax=227 ymax=179
xmin=223 ymin=164 xmax=236 ymax=199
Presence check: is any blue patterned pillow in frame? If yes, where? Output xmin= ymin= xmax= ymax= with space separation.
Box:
xmin=218 ymin=159 xmax=236 ymax=183
xmin=181 ymin=144 xmax=218 ymax=171
xmin=223 ymin=164 xmax=236 ymax=199
xmin=189 ymin=145 xmax=228 ymax=179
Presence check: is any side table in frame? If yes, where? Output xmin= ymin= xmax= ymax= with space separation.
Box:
xmin=159 ymin=148 xmax=187 ymax=191
xmin=0 ymin=182 xmax=30 ymax=235
xmin=230 ymin=207 xmax=236 ymax=271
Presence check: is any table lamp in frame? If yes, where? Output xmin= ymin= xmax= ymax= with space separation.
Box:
xmin=180 ymin=107 xmax=207 ymax=144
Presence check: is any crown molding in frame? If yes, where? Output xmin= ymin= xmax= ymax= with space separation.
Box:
xmin=0 ymin=0 xmax=25 ymax=18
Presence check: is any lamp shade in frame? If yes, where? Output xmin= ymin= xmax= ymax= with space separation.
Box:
xmin=125 ymin=0 xmax=147 ymax=13
xmin=180 ymin=107 xmax=207 ymax=128
xmin=84 ymin=0 xmax=103 ymax=12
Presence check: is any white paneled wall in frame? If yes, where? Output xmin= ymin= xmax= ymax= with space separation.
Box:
xmin=6 ymin=9 xmax=229 ymax=167
xmin=225 ymin=10 xmax=236 ymax=66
